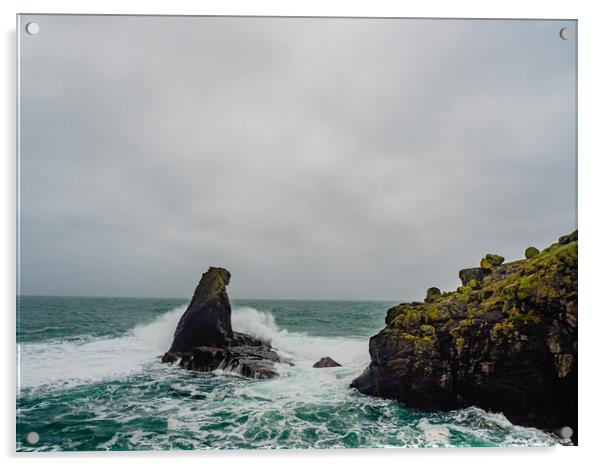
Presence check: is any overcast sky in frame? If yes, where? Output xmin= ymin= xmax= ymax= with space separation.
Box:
xmin=18 ymin=16 xmax=576 ymax=300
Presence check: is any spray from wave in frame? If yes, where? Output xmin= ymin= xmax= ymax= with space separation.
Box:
xmin=232 ymin=306 xmax=368 ymax=368
xmin=18 ymin=305 xmax=186 ymax=391
xmin=18 ymin=305 xmax=367 ymax=392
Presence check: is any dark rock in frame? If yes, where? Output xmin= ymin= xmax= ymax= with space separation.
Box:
xmin=162 ymin=267 xmax=290 ymax=379
xmin=180 ymin=345 xmax=284 ymax=379
xmin=459 ymin=267 xmax=486 ymax=286
xmin=352 ymin=232 xmax=578 ymax=444
xmin=313 ymin=356 xmax=342 ymax=368
xmin=559 ymin=230 xmax=577 ymax=244
xmin=161 ymin=351 xmax=179 ymax=364
xmin=170 ymin=267 xmax=233 ymax=351
xmin=425 ymin=287 xmax=441 ymax=303
xmin=525 ymin=246 xmax=540 ymax=259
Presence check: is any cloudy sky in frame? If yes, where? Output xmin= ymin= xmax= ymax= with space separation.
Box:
xmin=18 ymin=16 xmax=576 ymax=300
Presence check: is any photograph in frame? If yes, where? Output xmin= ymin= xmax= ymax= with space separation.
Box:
xmin=16 ymin=14 xmax=577 ymax=451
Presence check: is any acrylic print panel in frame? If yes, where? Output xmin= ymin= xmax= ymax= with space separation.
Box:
xmin=17 ymin=15 xmax=577 ymax=451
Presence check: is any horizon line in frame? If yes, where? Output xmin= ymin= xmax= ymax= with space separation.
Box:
xmin=16 ymin=293 xmax=401 ymax=303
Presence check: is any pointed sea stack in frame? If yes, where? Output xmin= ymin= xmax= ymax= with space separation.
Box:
xmin=162 ymin=267 xmax=290 ymax=379
xmin=169 ymin=267 xmax=233 ymax=351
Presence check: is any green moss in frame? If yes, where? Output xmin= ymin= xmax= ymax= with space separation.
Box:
xmin=415 ymin=335 xmax=435 ymax=350
xmin=525 ymin=246 xmax=540 ymax=259
xmin=385 ymin=305 xmax=404 ymax=324
xmin=492 ymin=320 xmax=516 ymax=339
xmin=455 ymin=336 xmax=466 ymax=352
xmin=506 ymin=307 xmax=542 ymax=325
xmin=450 ymin=318 xmax=473 ymax=337
xmin=484 ymin=253 xmax=505 ymax=267
xmin=195 ymin=267 xmax=231 ymax=302
xmin=375 ymin=231 xmax=575 ymax=361
xmin=502 ymin=284 xmax=518 ymax=300
xmin=391 ymin=308 xmax=422 ymax=329
xmin=480 ymin=258 xmax=493 ymax=270
xmin=468 ymin=278 xmax=479 ymax=289
xmin=425 ymin=307 xmax=451 ymax=323
xmin=558 ymin=230 xmax=577 ymax=244
xmin=517 ymin=273 xmax=560 ymax=300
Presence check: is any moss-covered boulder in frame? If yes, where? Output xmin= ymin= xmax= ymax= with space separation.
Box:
xmin=352 ymin=231 xmax=578 ymax=443
xmin=425 ymin=287 xmax=441 ymax=303
xmin=479 ymin=257 xmax=493 ymax=271
xmin=559 ymin=230 xmax=577 ymax=245
xmin=485 ymin=253 xmax=505 ymax=266
xmin=525 ymin=246 xmax=540 ymax=259
xmin=459 ymin=267 xmax=486 ymax=286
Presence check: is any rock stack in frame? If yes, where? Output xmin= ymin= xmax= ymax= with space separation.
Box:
xmin=162 ymin=267 xmax=290 ymax=379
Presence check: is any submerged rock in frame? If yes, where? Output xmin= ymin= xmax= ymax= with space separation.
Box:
xmin=351 ymin=231 xmax=578 ymax=444
xmin=162 ymin=267 xmax=290 ymax=378
xmin=313 ymin=356 xmax=342 ymax=368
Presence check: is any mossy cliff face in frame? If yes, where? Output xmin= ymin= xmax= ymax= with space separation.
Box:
xmin=352 ymin=231 xmax=577 ymax=440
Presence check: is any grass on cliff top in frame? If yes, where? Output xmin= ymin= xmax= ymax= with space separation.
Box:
xmin=386 ymin=231 xmax=577 ymax=339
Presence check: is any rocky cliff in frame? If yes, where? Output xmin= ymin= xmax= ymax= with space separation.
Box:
xmin=351 ymin=231 xmax=577 ymax=443
xmin=162 ymin=267 xmax=290 ymax=379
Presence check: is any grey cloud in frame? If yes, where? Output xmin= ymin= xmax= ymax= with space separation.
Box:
xmin=18 ymin=16 xmax=576 ymax=300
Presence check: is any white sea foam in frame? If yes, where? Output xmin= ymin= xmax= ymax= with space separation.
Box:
xmin=18 ymin=304 xmax=367 ymax=393
xmin=17 ymin=305 xmax=187 ymax=392
xmin=417 ymin=420 xmax=451 ymax=446
xmin=232 ymin=306 xmax=368 ymax=369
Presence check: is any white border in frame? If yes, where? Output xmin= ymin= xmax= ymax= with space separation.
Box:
xmin=2 ymin=1 xmax=600 ymax=465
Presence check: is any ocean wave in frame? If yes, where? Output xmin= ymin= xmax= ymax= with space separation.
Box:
xmin=17 ymin=304 xmax=561 ymax=450
xmin=17 ymin=305 xmax=187 ymax=392
xmin=17 ymin=304 xmax=366 ymax=393
xmin=18 ymin=325 xmax=68 ymax=335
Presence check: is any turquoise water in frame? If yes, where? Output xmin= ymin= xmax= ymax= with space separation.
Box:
xmin=16 ymin=296 xmax=560 ymax=451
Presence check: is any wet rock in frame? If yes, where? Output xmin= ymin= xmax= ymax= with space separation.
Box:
xmin=181 ymin=345 xmax=284 ymax=379
xmin=313 ymin=356 xmax=342 ymax=368
xmin=352 ymin=231 xmax=578 ymax=443
xmin=169 ymin=267 xmax=233 ymax=351
xmin=161 ymin=351 xmax=179 ymax=364
xmin=162 ymin=267 xmax=290 ymax=378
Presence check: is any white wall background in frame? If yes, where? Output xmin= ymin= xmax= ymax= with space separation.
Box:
xmin=2 ymin=0 xmax=600 ymax=465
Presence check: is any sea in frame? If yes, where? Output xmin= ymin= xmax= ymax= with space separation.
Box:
xmin=16 ymin=296 xmax=561 ymax=451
